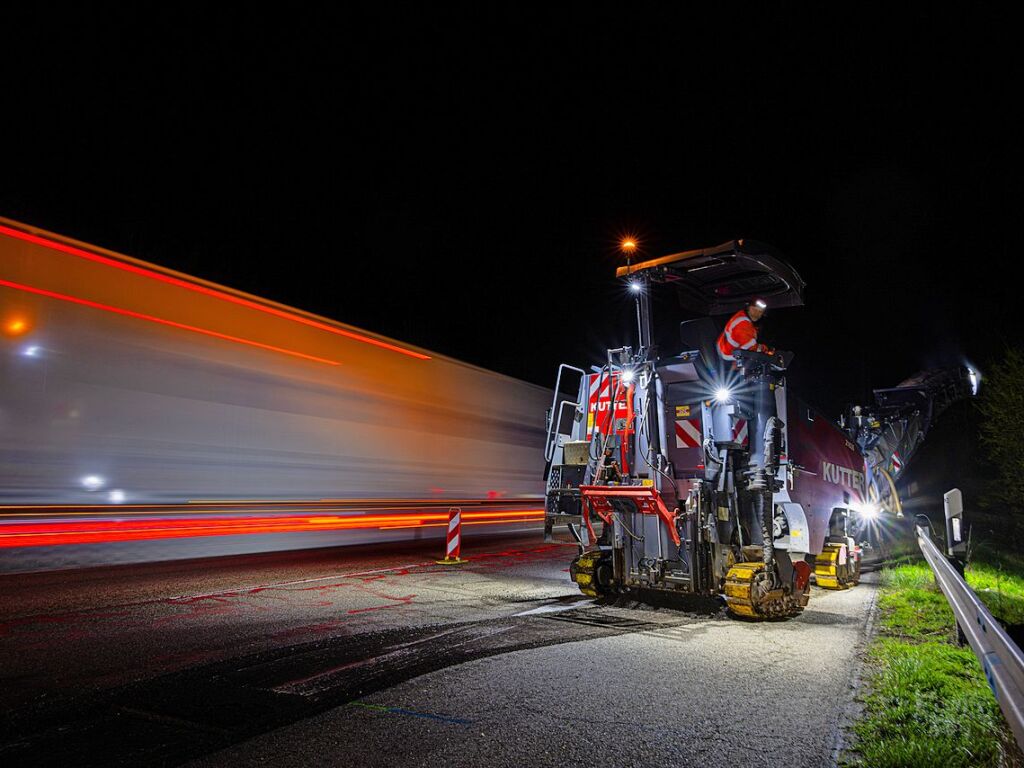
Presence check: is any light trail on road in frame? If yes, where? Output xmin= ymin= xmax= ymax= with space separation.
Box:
xmin=0 ymin=506 xmax=544 ymax=548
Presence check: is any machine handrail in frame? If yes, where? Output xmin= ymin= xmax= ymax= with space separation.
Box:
xmin=545 ymin=364 xmax=587 ymax=461
xmin=916 ymin=524 xmax=1024 ymax=750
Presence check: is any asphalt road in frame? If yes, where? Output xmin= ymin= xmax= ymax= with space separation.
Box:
xmin=0 ymin=532 xmax=877 ymax=767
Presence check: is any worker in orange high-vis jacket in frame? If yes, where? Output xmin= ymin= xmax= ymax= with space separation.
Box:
xmin=716 ymin=298 xmax=773 ymax=362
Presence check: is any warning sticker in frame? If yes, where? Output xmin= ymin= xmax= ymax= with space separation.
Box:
xmin=675 ymin=419 xmax=702 ymax=448
xmin=675 ymin=405 xmax=691 ymax=418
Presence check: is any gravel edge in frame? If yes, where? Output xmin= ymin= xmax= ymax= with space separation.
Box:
xmin=828 ymin=577 xmax=881 ymax=766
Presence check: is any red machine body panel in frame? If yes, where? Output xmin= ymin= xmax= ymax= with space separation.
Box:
xmin=786 ymin=394 xmax=867 ymax=552
xmin=586 ymin=372 xmax=633 ymax=471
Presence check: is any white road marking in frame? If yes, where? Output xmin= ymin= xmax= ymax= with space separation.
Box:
xmin=514 ymin=598 xmax=595 ymax=616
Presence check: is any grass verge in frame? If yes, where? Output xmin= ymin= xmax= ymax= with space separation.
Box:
xmin=845 ymin=561 xmax=1024 ymax=767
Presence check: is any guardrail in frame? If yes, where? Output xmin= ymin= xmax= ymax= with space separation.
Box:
xmin=916 ymin=522 xmax=1024 ymax=750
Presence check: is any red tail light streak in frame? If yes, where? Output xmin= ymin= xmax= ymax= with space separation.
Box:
xmin=0 ymin=508 xmax=545 ymax=548
xmin=0 ymin=223 xmax=430 ymax=360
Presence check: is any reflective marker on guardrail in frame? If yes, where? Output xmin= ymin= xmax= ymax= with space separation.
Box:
xmin=917 ymin=521 xmax=1024 ymax=751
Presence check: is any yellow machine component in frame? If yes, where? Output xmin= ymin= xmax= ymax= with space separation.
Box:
xmin=724 ymin=561 xmax=765 ymax=617
xmin=876 ymin=465 xmax=903 ymax=518
xmin=814 ymin=543 xmax=859 ymax=590
xmin=724 ymin=561 xmax=802 ymax=619
xmin=570 ymin=550 xmax=606 ymax=597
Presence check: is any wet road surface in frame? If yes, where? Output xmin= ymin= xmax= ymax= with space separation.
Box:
xmin=0 ymin=533 xmax=877 ymax=767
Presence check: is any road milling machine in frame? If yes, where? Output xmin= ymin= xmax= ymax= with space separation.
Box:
xmin=542 ymin=240 xmax=976 ymax=619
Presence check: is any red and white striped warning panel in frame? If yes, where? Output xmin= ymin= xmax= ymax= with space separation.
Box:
xmin=675 ymin=418 xmax=702 ymax=448
xmin=733 ymin=418 xmax=749 ymax=446
xmin=891 ymin=451 xmax=903 ymax=474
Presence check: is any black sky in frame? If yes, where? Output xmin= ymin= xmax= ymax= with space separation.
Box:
xmin=2 ymin=6 xmax=1020 ymax=416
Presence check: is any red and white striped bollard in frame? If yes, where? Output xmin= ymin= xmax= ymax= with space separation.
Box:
xmin=435 ymin=507 xmax=468 ymax=565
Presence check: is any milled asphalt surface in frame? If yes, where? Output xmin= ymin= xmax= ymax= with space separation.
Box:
xmin=0 ymin=532 xmax=878 ymax=767
xmin=190 ymin=578 xmax=877 ymax=768
xmin=0 ymin=529 xmax=567 ymax=712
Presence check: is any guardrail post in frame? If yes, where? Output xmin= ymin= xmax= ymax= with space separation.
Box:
xmin=944 ymin=488 xmax=968 ymax=559
xmin=944 ymin=488 xmax=969 ymax=645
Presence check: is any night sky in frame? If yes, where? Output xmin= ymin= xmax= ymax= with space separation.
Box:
xmin=3 ymin=6 xmax=1019 ymax=417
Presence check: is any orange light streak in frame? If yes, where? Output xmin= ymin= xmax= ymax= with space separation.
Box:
xmin=0 ymin=223 xmax=430 ymax=360
xmin=463 ymin=519 xmax=542 ymax=526
xmin=0 ymin=278 xmax=341 ymax=366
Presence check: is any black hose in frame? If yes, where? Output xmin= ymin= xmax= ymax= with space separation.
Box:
xmin=756 ymin=493 xmax=773 ymax=566
xmin=914 ymin=513 xmax=938 ymax=539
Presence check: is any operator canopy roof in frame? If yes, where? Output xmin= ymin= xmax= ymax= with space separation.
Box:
xmin=616 ymin=239 xmax=805 ymax=316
